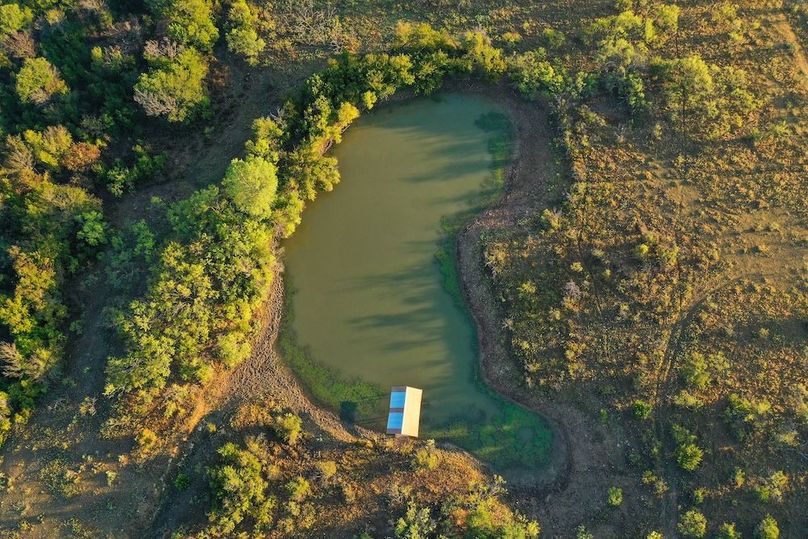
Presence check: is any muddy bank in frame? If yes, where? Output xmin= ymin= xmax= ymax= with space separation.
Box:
xmin=454 ymin=86 xmax=623 ymax=531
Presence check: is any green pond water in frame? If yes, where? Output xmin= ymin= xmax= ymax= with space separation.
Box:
xmin=281 ymin=94 xmax=552 ymax=471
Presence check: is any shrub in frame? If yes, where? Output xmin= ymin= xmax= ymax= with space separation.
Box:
xmin=677 ymin=509 xmax=707 ymax=538
xmin=395 ymin=501 xmax=435 ymax=539
xmin=314 ymin=460 xmax=337 ymax=480
xmin=272 ymin=412 xmax=303 ymax=445
xmin=509 ymin=49 xmax=565 ymax=99
xmin=541 ymin=28 xmax=566 ymax=49
xmin=136 ymin=428 xmax=158 ymax=453
xmin=285 ymin=476 xmax=310 ymax=502
xmin=607 ymin=486 xmax=623 ymax=507
xmin=632 ymin=399 xmax=653 ymax=419
xmin=755 ymin=515 xmax=779 ymax=539
xmin=207 ymin=442 xmax=274 ymax=535
xmin=672 ymin=425 xmax=703 ymax=471
xmin=717 ymin=522 xmax=741 ymax=539
xmin=676 ymin=443 xmax=703 ymax=471
xmin=412 ymin=446 xmax=438 ymax=471
xmin=0 ymin=3 xmax=33 ymax=36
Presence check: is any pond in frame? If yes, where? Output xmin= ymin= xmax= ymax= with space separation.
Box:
xmin=281 ymin=93 xmax=552 ymax=472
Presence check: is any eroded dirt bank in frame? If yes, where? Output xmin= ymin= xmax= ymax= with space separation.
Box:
xmin=456 ymin=88 xmax=628 ymax=532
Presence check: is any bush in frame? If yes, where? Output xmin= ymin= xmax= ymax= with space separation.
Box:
xmin=607 ymin=486 xmax=623 ymax=507
xmin=677 ymin=509 xmax=707 ymax=538
xmin=273 ymin=413 xmax=303 ymax=445
xmin=509 ymin=49 xmax=565 ymax=99
xmin=207 ymin=442 xmax=274 ymax=535
xmin=717 ymin=522 xmax=741 ymax=539
xmin=395 ymin=501 xmax=435 ymax=539
xmin=314 ymin=460 xmax=337 ymax=480
xmin=412 ymin=444 xmax=438 ymax=471
xmin=632 ymin=399 xmax=653 ymax=419
xmin=672 ymin=425 xmax=703 ymax=471
xmin=0 ymin=3 xmax=33 ymax=36
xmin=285 ymin=476 xmax=310 ymax=502
xmin=755 ymin=515 xmax=779 ymax=539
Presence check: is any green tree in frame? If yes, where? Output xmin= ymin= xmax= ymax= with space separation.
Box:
xmin=157 ymin=0 xmax=219 ymax=51
xmin=15 ymin=57 xmax=68 ymax=104
xmin=717 ymin=522 xmax=741 ymax=539
xmin=222 ymin=156 xmax=278 ymax=219
xmin=607 ymin=486 xmax=623 ymax=507
xmin=394 ymin=501 xmax=435 ymax=539
xmin=656 ymin=54 xmax=757 ymax=140
xmin=225 ymin=0 xmax=265 ymax=65
xmin=134 ymin=48 xmax=209 ymax=122
xmin=509 ymin=49 xmax=565 ymax=99
xmin=755 ymin=515 xmax=779 ymax=539
xmin=677 ymin=509 xmax=707 ymax=538
xmin=0 ymin=3 xmax=32 ymax=35
xmin=272 ymin=412 xmax=302 ymax=445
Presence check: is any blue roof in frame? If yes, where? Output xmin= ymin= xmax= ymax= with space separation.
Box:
xmin=389 ymin=390 xmax=406 ymax=409
xmin=387 ymin=412 xmax=404 ymax=430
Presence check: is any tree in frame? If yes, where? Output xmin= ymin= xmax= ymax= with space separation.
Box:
xmin=656 ymin=54 xmax=757 ymax=140
xmin=677 ymin=509 xmax=707 ymax=538
xmin=0 ymin=3 xmax=32 ymax=36
xmin=672 ymin=424 xmax=703 ymax=471
xmin=509 ymin=49 xmax=565 ymax=99
xmin=755 ymin=515 xmax=779 ymax=539
xmin=134 ymin=48 xmax=209 ymax=122
xmin=225 ymin=0 xmax=265 ymax=65
xmin=158 ymin=0 xmax=219 ymax=51
xmin=222 ymin=156 xmax=278 ymax=219
xmin=717 ymin=522 xmax=741 ymax=539
xmin=272 ymin=412 xmax=302 ymax=445
xmin=394 ymin=501 xmax=435 ymax=539
xmin=15 ymin=57 xmax=68 ymax=104
xmin=607 ymin=486 xmax=623 ymax=507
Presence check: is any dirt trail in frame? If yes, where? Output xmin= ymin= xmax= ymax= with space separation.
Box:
xmin=773 ymin=13 xmax=808 ymax=89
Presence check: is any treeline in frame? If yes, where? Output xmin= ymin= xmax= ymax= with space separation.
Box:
xmin=0 ymin=0 xmax=267 ymax=444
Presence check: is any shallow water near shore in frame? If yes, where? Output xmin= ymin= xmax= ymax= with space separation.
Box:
xmin=282 ymin=93 xmax=552 ymax=471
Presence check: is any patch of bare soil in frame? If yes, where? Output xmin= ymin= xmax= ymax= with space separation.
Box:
xmin=455 ymin=87 xmax=630 ymax=533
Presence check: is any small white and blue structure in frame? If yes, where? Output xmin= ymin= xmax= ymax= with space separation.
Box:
xmin=386 ymin=386 xmax=423 ymax=437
